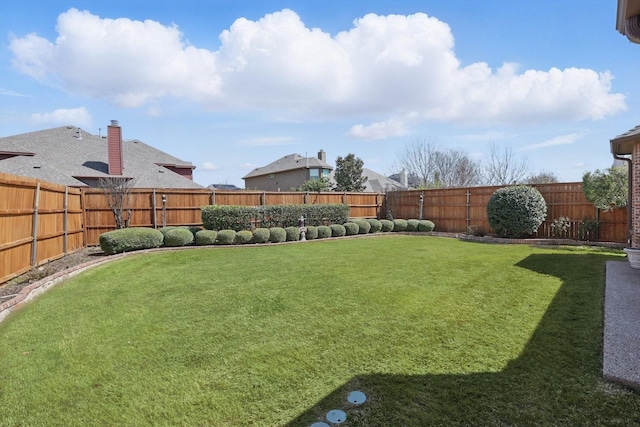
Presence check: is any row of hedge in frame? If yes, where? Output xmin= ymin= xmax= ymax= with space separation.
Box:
xmin=200 ymin=204 xmax=351 ymax=231
xmin=99 ymin=219 xmax=436 ymax=255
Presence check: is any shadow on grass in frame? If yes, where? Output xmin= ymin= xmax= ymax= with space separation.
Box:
xmin=286 ymin=253 xmax=638 ymax=426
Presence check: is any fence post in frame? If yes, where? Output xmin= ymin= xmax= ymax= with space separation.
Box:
xmin=81 ymin=188 xmax=87 ymax=247
xmin=305 ymin=191 xmax=309 ymax=204
xmin=63 ymin=186 xmax=68 ymax=254
xmin=31 ymin=182 xmax=40 ymax=267
xmin=466 ymin=190 xmax=471 ymax=233
xmin=419 ymin=191 xmax=424 ymax=220
xmin=262 ymin=191 xmax=266 ymax=205
xmin=152 ymin=189 xmax=157 ymax=229
xmin=211 ymin=188 xmax=215 ymax=206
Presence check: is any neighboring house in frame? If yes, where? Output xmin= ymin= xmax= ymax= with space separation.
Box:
xmin=0 ymin=121 xmax=203 ymax=189
xmin=243 ymin=150 xmax=333 ymax=191
xmin=362 ymin=168 xmax=405 ymax=192
xmin=207 ymin=183 xmax=241 ymax=190
xmin=616 ymin=0 xmax=640 ymax=43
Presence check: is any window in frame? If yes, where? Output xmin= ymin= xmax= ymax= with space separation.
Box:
xmin=322 ymin=168 xmax=330 ymax=178
xmin=309 ymin=169 xmax=320 ymax=180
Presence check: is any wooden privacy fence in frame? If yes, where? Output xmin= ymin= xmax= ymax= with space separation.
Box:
xmin=82 ymin=189 xmax=385 ymax=246
xmin=385 ymin=183 xmax=628 ymax=243
xmin=0 ymin=173 xmax=83 ymax=284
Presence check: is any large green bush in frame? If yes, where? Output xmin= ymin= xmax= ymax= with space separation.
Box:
xmin=317 ymin=225 xmax=332 ymax=239
xmin=99 ymin=228 xmax=164 ymax=255
xmin=252 ymin=228 xmax=270 ymax=244
xmin=392 ymin=219 xmax=408 ymax=232
xmin=487 ymin=186 xmax=547 ymax=238
xmin=201 ymin=206 xmax=256 ymax=231
xmin=234 ymin=230 xmax=254 ymax=244
xmin=406 ymin=219 xmax=420 ymax=232
xmin=195 ymin=230 xmax=217 ymax=245
xmin=343 ymin=222 xmax=359 ymax=236
xmin=380 ymin=219 xmax=394 ymax=232
xmin=366 ymin=218 xmax=382 ymax=233
xmin=285 ymin=226 xmax=300 ymax=241
xmin=215 ymin=229 xmax=237 ymax=245
xmin=418 ymin=220 xmax=435 ymax=232
xmin=305 ymin=226 xmax=318 ymax=240
xmin=329 ymin=224 xmax=346 ymax=237
xmin=269 ymin=227 xmax=287 ymax=243
xmin=163 ymin=228 xmax=194 ymax=247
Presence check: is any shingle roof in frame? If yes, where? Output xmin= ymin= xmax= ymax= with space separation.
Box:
xmin=242 ymin=153 xmax=333 ymax=179
xmin=362 ymin=168 xmax=404 ymax=192
xmin=0 ymin=126 xmax=203 ymax=189
xmin=610 ymin=124 xmax=640 ymax=156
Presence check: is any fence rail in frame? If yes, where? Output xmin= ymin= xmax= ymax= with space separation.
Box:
xmin=0 ymin=172 xmax=629 ymax=285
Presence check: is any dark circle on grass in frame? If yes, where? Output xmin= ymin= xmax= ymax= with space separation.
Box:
xmin=310 ymin=423 xmax=330 ymax=427
xmin=347 ymin=390 xmax=366 ymax=405
xmin=326 ymin=409 xmax=347 ymax=424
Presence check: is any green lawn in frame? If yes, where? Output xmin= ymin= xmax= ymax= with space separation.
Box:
xmin=0 ymin=236 xmax=638 ymax=426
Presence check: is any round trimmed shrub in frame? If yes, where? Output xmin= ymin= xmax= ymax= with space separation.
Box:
xmin=160 ymin=226 xmax=201 ymax=239
xmin=329 ymin=224 xmax=346 ymax=237
xmin=306 ymin=226 xmax=318 ymax=240
xmin=285 ymin=226 xmax=300 ymax=241
xmin=195 ymin=229 xmax=217 ymax=245
xmin=234 ymin=230 xmax=254 ymax=244
xmin=418 ymin=220 xmax=435 ymax=232
xmin=164 ymin=228 xmax=194 ymax=247
xmin=269 ymin=227 xmax=287 ymax=243
xmin=380 ymin=219 xmax=394 ymax=232
xmin=343 ymin=222 xmax=359 ymax=236
xmin=216 ymin=229 xmax=237 ymax=245
xmin=317 ymin=225 xmax=332 ymax=239
xmin=406 ymin=219 xmax=420 ymax=232
xmin=487 ymin=185 xmax=547 ymax=238
xmin=366 ymin=218 xmax=382 ymax=233
xmin=392 ymin=219 xmax=408 ymax=232
xmin=354 ymin=220 xmax=371 ymax=234
xmin=99 ymin=227 xmax=164 ymax=255
xmin=252 ymin=228 xmax=270 ymax=244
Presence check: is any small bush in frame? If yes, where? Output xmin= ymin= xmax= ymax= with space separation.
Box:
xmin=392 ymin=219 xmax=408 ymax=232
xmin=406 ymin=219 xmax=420 ymax=231
xmin=164 ymin=228 xmax=194 ymax=247
xmin=344 ymin=222 xmax=360 ymax=235
xmin=329 ymin=224 xmax=346 ymax=237
xmin=160 ymin=226 xmax=201 ymax=239
xmin=317 ymin=225 xmax=332 ymax=239
xmin=380 ymin=219 xmax=394 ymax=232
xmin=195 ymin=230 xmax=217 ymax=245
xmin=234 ymin=230 xmax=254 ymax=244
xmin=419 ymin=220 xmax=436 ymax=232
xmin=99 ymin=227 xmax=164 ymax=255
xmin=354 ymin=220 xmax=371 ymax=234
xmin=285 ymin=226 xmax=300 ymax=241
xmin=216 ymin=229 xmax=237 ymax=245
xmin=487 ymin=186 xmax=547 ymax=238
xmin=269 ymin=227 xmax=287 ymax=243
xmin=551 ymin=216 xmax=570 ymax=238
xmin=366 ymin=219 xmax=382 ymax=233
xmin=306 ymin=226 xmax=318 ymax=240
xmin=252 ymin=228 xmax=270 ymax=244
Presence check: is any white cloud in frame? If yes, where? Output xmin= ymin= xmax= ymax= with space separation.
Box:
xmin=237 ymin=136 xmax=296 ymax=146
xmin=348 ymin=119 xmax=409 ymax=139
xmin=522 ymin=132 xmax=587 ymax=151
xmin=572 ymin=162 xmax=587 ymax=169
xmin=241 ymin=162 xmax=258 ymax=170
xmin=28 ymin=107 xmax=92 ymax=127
xmin=9 ymin=8 xmax=627 ymax=130
xmin=0 ymin=87 xmax=26 ymax=97
xmin=201 ymin=161 xmax=218 ymax=171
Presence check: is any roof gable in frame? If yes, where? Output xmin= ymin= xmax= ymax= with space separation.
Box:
xmin=243 ymin=152 xmax=333 ymax=179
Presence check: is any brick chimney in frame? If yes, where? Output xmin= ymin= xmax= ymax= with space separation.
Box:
xmin=107 ymin=120 xmax=123 ymax=175
xmin=318 ymin=149 xmax=326 ymax=163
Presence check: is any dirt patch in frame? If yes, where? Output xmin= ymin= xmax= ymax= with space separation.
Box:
xmin=0 ymin=247 xmax=106 ymax=300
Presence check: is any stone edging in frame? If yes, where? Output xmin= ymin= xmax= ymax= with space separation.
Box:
xmin=0 ymin=233 xmax=625 ymax=324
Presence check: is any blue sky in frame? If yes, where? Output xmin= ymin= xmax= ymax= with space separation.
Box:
xmin=1 ymin=0 xmax=638 ymax=187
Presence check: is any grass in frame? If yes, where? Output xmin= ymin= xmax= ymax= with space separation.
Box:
xmin=0 ymin=236 xmax=638 ymax=426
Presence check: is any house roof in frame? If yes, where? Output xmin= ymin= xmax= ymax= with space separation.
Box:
xmin=610 ymin=124 xmax=640 ymax=156
xmin=0 ymin=126 xmax=203 ymax=189
xmin=243 ymin=153 xmax=333 ymax=179
xmin=617 ymin=0 xmax=640 ymax=43
xmin=362 ymin=168 xmax=405 ymax=192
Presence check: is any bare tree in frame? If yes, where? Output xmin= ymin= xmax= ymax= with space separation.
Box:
xmin=397 ymin=139 xmax=483 ymax=188
xmin=484 ymin=144 xmax=530 ymax=186
xmin=98 ymin=177 xmax=134 ymax=229
xmin=525 ymin=171 xmax=559 ymax=185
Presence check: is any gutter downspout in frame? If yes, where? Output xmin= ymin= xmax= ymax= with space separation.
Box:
xmin=613 ymin=152 xmax=633 ymax=248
